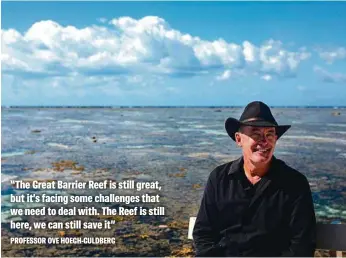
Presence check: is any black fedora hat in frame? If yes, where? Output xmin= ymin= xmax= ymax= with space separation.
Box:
xmin=225 ymin=101 xmax=291 ymax=141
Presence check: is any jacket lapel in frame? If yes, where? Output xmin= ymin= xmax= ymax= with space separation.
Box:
xmin=248 ymin=157 xmax=277 ymax=208
xmin=249 ymin=176 xmax=272 ymax=207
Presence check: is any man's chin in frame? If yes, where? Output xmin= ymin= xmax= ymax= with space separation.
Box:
xmin=251 ymin=153 xmax=272 ymax=164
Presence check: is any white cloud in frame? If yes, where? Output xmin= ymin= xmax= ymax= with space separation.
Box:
xmin=258 ymin=40 xmax=310 ymax=76
xmin=216 ymin=70 xmax=231 ymax=81
xmin=2 ymin=29 xmax=22 ymax=44
xmin=314 ymin=66 xmax=346 ymax=83
xmin=243 ymin=41 xmax=257 ymax=63
xmin=194 ymin=39 xmax=243 ymax=67
xmin=2 ymin=16 xmax=312 ymax=87
xmin=261 ymin=74 xmax=272 ymax=81
xmin=317 ymin=47 xmax=346 ymax=64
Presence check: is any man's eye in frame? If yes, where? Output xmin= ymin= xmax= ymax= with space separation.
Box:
xmin=251 ymin=133 xmax=261 ymax=139
xmin=266 ymin=133 xmax=275 ymax=139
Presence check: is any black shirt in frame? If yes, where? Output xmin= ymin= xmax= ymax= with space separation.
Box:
xmin=237 ymin=166 xmax=260 ymax=198
xmin=193 ymin=156 xmax=316 ymax=257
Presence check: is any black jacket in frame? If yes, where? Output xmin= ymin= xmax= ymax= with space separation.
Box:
xmin=193 ymin=156 xmax=316 ymax=257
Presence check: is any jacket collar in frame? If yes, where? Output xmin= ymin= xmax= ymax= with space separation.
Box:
xmin=228 ymin=155 xmax=278 ymax=177
xmin=228 ymin=155 xmax=278 ymax=208
xmin=228 ymin=156 xmax=244 ymax=175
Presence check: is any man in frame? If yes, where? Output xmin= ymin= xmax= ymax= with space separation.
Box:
xmin=193 ymin=101 xmax=316 ymax=257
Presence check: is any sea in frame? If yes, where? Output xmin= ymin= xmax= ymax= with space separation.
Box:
xmin=1 ymin=107 xmax=346 ymax=255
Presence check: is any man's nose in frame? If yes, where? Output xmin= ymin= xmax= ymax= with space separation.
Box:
xmin=257 ymin=135 xmax=270 ymax=144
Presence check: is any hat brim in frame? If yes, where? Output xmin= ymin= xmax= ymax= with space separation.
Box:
xmin=225 ymin=117 xmax=291 ymax=141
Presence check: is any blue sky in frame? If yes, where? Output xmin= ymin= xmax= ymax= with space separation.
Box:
xmin=1 ymin=1 xmax=346 ymax=106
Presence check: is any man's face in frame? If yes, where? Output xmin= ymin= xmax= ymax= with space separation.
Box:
xmin=235 ymin=126 xmax=277 ymax=165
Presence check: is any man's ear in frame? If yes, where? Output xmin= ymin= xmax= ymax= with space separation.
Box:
xmin=235 ymin=132 xmax=242 ymax=147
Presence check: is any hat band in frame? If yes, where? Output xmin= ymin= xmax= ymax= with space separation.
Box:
xmin=242 ymin=117 xmax=273 ymax=123
xmin=242 ymin=118 xmax=262 ymax=122
xmin=241 ymin=117 xmax=277 ymax=126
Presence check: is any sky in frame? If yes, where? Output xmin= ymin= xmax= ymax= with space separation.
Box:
xmin=1 ymin=1 xmax=346 ymax=106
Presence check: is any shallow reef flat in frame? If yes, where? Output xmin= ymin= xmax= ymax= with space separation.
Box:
xmin=1 ymin=108 xmax=346 ymax=256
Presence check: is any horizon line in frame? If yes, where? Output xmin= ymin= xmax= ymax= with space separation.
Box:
xmin=2 ymin=105 xmax=346 ymax=108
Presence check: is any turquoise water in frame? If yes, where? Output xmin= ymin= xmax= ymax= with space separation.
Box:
xmin=1 ymin=107 xmax=346 ymax=222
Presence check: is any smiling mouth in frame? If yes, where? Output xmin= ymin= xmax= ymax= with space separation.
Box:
xmin=254 ymin=148 xmax=271 ymax=154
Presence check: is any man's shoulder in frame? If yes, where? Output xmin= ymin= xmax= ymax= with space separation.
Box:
xmin=208 ymin=157 xmax=241 ymax=182
xmin=274 ymin=157 xmax=310 ymax=188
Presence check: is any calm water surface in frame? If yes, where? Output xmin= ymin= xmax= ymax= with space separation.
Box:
xmin=2 ymin=108 xmax=346 ymax=222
